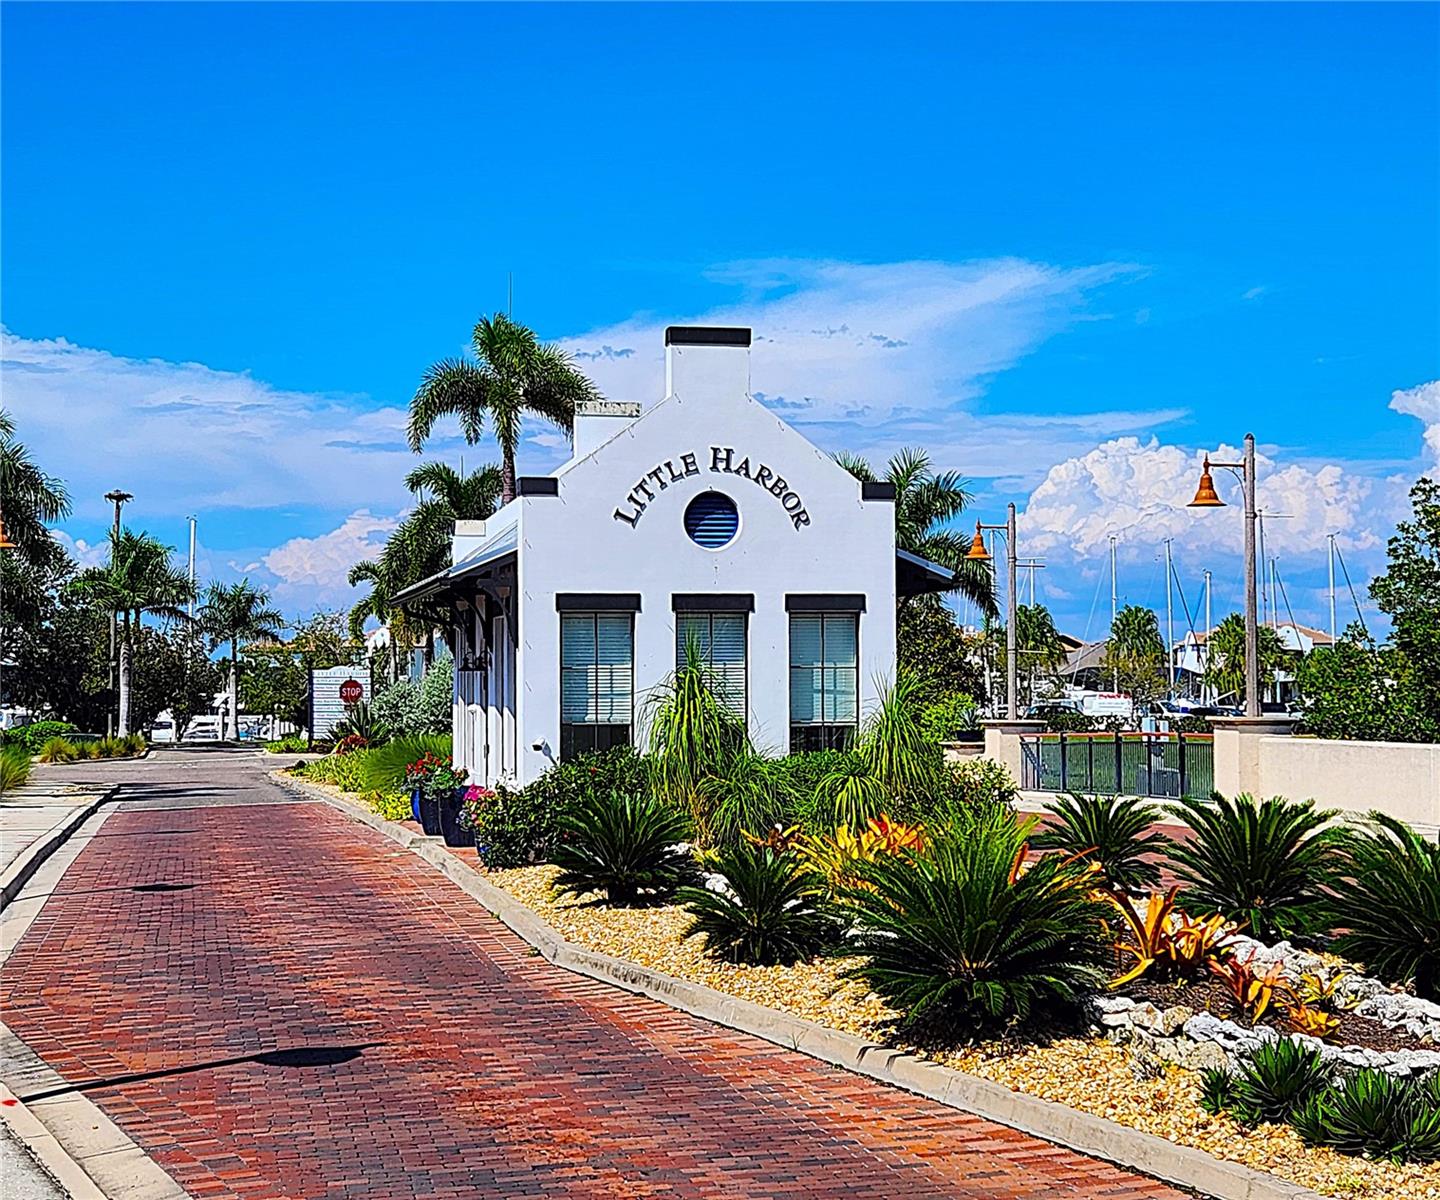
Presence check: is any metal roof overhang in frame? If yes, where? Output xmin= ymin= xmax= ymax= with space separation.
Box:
xmin=896 ymin=548 xmax=956 ymax=597
xmin=390 ymin=525 xmax=519 ymax=606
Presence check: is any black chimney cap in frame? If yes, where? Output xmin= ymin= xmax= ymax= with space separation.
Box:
xmin=664 ymin=326 xmax=752 ymax=347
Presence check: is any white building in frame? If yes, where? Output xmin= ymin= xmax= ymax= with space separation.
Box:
xmin=395 ymin=326 xmax=950 ymax=788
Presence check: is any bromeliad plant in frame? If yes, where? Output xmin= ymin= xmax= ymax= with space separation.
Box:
xmin=552 ymin=790 xmax=696 ymax=907
xmin=1105 ymin=888 xmax=1233 ymax=988
xmin=799 ymin=815 xmax=926 ymax=898
xmin=677 ymin=843 xmax=836 ymax=966
xmin=1209 ymin=952 xmax=1292 ymax=1024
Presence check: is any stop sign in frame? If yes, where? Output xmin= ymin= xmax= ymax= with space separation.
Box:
xmin=339 ymin=679 xmax=364 ymax=704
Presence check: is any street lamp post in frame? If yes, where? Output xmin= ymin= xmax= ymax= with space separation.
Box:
xmin=965 ymin=503 xmax=1019 ymax=720
xmin=1188 ymin=434 xmax=1260 ymax=718
xmin=103 ymin=490 xmax=133 ymax=738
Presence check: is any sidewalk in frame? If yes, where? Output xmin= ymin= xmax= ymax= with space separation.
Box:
xmin=2 ymin=768 xmax=113 ymax=900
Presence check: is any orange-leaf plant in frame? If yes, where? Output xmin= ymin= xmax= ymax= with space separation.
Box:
xmin=1105 ymin=887 xmax=1235 ymax=989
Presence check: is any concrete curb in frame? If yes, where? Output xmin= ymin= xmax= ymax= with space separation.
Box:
xmin=1 ymin=787 xmax=116 ymax=910
xmin=275 ymin=771 xmax=1321 ymax=1200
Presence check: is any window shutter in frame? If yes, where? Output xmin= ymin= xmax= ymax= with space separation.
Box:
xmin=594 ymin=613 xmax=634 ymax=724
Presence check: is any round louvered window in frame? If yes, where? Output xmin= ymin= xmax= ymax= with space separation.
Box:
xmin=683 ymin=491 xmax=739 ymax=549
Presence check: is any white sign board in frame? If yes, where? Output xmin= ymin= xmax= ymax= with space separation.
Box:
xmin=310 ymin=667 xmax=371 ymax=739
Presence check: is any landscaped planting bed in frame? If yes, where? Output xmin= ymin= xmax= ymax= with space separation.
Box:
xmin=486 ymin=862 xmax=1440 ymax=1200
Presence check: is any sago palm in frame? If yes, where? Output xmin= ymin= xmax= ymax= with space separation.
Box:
xmin=407 ymin=312 xmax=601 ymax=504
xmin=836 ymin=447 xmax=995 ymax=615
xmin=198 ymin=581 xmax=285 ymax=739
xmin=70 ymin=531 xmax=195 ymax=735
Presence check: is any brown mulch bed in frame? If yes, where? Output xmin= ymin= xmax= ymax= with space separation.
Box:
xmin=1121 ymin=974 xmax=1423 ymax=1053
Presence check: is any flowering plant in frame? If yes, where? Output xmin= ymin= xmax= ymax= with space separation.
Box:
xmin=458 ymin=785 xmax=498 ymax=831
xmin=334 ymin=733 xmax=369 ymax=755
xmin=404 ymin=752 xmax=468 ymax=800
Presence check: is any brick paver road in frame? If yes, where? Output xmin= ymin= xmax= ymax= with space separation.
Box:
xmin=2 ymin=749 xmax=1191 ymax=1199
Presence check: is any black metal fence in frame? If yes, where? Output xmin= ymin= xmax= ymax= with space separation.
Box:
xmin=1020 ymin=733 xmax=1214 ymax=799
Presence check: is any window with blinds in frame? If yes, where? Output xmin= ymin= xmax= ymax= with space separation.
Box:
xmin=560 ymin=612 xmax=634 ymax=760
xmin=789 ymin=612 xmax=859 ymax=752
xmin=675 ymin=612 xmax=747 ymax=720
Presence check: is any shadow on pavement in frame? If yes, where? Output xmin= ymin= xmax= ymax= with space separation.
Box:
xmin=19 ymin=1044 xmax=379 ymax=1103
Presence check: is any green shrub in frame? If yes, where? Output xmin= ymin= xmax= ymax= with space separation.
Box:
xmin=369 ymin=653 xmax=454 ymax=737
xmin=1173 ymin=714 xmax=1213 ymax=735
xmin=814 ymin=756 xmax=890 ymax=830
xmin=678 ymin=843 xmax=835 ymax=966
xmin=1167 ymin=793 xmax=1338 ymax=939
xmin=2 ymin=721 xmax=78 ymax=755
xmin=839 ymin=805 xmax=1113 ymax=1028
xmin=769 ymin=750 xmax=860 ymax=829
xmin=0 ymin=748 xmax=32 ymax=791
xmin=329 ymin=701 xmax=390 ymax=747
xmin=918 ymin=692 xmax=980 ymax=743
xmin=552 ymin=790 xmax=696 ymax=907
xmin=362 ymin=790 xmax=414 ymax=822
xmin=95 ymin=736 xmax=127 ymax=758
xmin=1231 ymin=1038 xmax=1331 ymax=1125
xmin=941 ymin=757 xmax=1019 ymax=814
xmin=299 ymin=752 xmax=369 ymax=793
xmin=265 ymin=734 xmax=309 ymax=754
xmin=1033 ymin=792 xmax=1172 ymax=892
xmin=1043 ymin=709 xmax=1096 ymax=733
xmin=37 ymin=737 xmax=79 ymax=764
xmin=75 ymin=740 xmax=103 ymax=761
xmin=857 ymin=675 xmax=945 ymax=799
xmin=122 ymin=732 xmax=147 ymax=755
xmin=1293 ymin=1068 xmax=1440 ymax=1164
xmin=1198 ymin=1067 xmax=1238 ymax=1116
xmin=1327 ymin=812 xmax=1440 ymax=999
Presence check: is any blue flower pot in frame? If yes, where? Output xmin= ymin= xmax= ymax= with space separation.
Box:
xmin=440 ymin=786 xmax=474 ymax=848
xmin=410 ymin=786 xmax=423 ymax=823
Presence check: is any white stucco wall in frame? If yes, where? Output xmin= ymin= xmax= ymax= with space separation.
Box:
xmin=500 ymin=336 xmax=896 ymax=785
xmin=1250 ymin=735 xmax=1440 ymax=832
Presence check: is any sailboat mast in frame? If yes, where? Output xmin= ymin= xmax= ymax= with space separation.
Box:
xmin=1328 ymin=533 xmax=1337 ymax=646
xmin=1164 ymin=539 xmax=1174 ymax=694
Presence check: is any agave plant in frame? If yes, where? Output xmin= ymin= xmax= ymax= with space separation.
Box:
xmin=1034 ymin=792 xmax=1172 ymax=892
xmin=330 ymin=701 xmax=391 ymax=747
xmin=552 ymin=790 xmax=696 ymax=907
xmin=1167 ymin=793 xmax=1339 ymax=940
xmin=677 ymin=843 xmax=835 ymax=966
xmin=839 ymin=805 xmax=1113 ymax=1028
xmin=1293 ymin=1068 xmax=1440 ymax=1163
xmin=1230 ymin=1038 xmax=1331 ymax=1125
xmin=1326 ymin=812 xmax=1440 ymax=1000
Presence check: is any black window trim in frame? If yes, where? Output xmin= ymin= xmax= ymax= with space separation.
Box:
xmin=784 ymin=593 xmax=866 ymax=613
xmin=787 ymin=609 xmax=861 ymax=752
xmin=555 ymin=592 xmax=642 ymax=612
xmin=671 ymin=593 xmax=754 ymax=612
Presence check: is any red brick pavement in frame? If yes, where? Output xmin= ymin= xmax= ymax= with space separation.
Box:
xmin=2 ymin=798 xmax=1194 ymax=1199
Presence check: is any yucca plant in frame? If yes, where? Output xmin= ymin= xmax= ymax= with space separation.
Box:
xmin=0 ymin=748 xmax=32 ymax=792
xmin=37 ymin=737 xmax=79 ymax=764
xmin=644 ymin=639 xmax=744 ymax=844
xmin=677 ymin=843 xmax=835 ymax=966
xmin=1167 ymin=793 xmax=1338 ymax=940
xmin=552 ymin=790 xmax=696 ymax=907
xmin=1034 ymin=792 xmax=1172 ymax=892
xmin=814 ymin=757 xmax=890 ymax=830
xmin=1327 ymin=812 xmax=1440 ymax=1000
xmin=696 ymin=750 xmax=786 ymax=846
xmin=1231 ymin=1038 xmax=1331 ymax=1125
xmin=839 ymin=805 xmax=1113 ymax=1028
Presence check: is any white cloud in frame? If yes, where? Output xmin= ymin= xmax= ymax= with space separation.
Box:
xmin=1 ymin=328 xmax=419 ymax=522
xmin=551 ymin=258 xmax=1176 ymax=479
xmin=1391 ymin=380 xmax=1440 ymax=471
xmin=261 ymin=509 xmax=400 ymax=608
xmin=51 ymin=529 xmax=110 ymax=569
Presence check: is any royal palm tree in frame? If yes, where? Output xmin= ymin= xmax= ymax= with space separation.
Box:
xmin=407 ymin=313 xmax=601 ymax=504
xmin=198 ymin=581 xmax=285 ymax=740
xmin=836 ymin=447 xmax=996 ymax=615
xmin=0 ymin=412 xmax=70 ymax=570
xmin=70 ymin=531 xmax=194 ymax=735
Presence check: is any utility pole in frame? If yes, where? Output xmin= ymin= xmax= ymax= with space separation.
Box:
xmin=187 ymin=516 xmax=197 ymax=620
xmin=1203 ymin=568 xmax=1212 ymax=702
xmin=103 ymin=490 xmax=133 ymax=737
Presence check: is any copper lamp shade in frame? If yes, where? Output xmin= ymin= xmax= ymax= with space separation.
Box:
xmin=1188 ymin=458 xmax=1225 ymax=508
xmin=964 ymin=523 xmax=992 ymax=561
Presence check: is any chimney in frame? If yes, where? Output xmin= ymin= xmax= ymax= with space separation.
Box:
xmin=451 ymin=519 xmax=488 ymax=563
xmin=572 ymin=399 xmax=642 ymax=460
xmin=664 ymin=326 xmax=751 ymax=403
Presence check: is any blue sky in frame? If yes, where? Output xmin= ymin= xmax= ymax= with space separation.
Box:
xmin=3 ymin=2 xmax=1437 ymax=640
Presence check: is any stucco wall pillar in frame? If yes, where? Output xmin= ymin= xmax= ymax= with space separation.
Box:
xmin=1209 ymin=716 xmax=1296 ymax=797
xmin=981 ymin=719 xmax=1046 ymax=787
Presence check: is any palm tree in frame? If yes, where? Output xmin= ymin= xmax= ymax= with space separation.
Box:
xmin=347 ymin=558 xmax=412 ymax=683
xmin=1203 ymin=613 xmax=1291 ymax=708
xmin=407 ymin=313 xmax=601 ymax=504
xmin=393 ymin=460 xmax=504 ymax=582
xmin=0 ymin=412 xmax=70 ymax=570
xmin=198 ymin=581 xmax=285 ymax=739
xmin=992 ymin=603 xmax=1068 ymax=708
xmin=70 ymin=531 xmax=194 ymax=734
xmin=836 ymin=447 xmax=996 ymax=615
